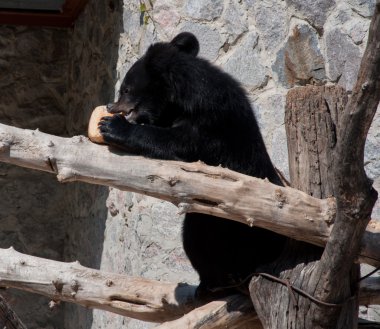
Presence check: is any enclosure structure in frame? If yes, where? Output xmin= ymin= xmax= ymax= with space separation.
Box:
xmin=0 ymin=0 xmax=379 ymax=328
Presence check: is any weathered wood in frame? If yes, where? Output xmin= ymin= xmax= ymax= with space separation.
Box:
xmin=251 ymin=2 xmax=380 ymax=328
xmin=155 ymin=295 xmax=261 ymax=329
xmin=0 ymin=246 xmax=194 ymax=322
xmin=0 ymin=246 xmax=377 ymax=327
xmin=0 ymin=247 xmax=258 ymax=327
xmin=306 ymin=1 xmax=380 ymax=327
xmin=0 ymin=122 xmax=379 ymax=268
xmin=286 ymin=85 xmax=357 ymax=328
xmin=286 ymin=85 xmax=348 ymax=198
xmin=250 ymin=70 xmax=378 ymax=329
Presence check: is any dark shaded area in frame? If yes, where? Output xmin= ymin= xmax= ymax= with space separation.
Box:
xmin=0 ymin=0 xmax=123 ymax=327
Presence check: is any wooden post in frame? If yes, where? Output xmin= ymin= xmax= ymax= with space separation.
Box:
xmin=286 ymin=86 xmax=348 ymax=198
xmin=250 ymin=85 xmax=355 ymax=328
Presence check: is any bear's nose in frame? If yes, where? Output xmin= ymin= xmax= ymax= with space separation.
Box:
xmin=106 ymin=103 xmax=114 ymax=112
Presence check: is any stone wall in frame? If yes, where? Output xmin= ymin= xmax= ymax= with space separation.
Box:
xmin=63 ymin=0 xmax=123 ymax=327
xmin=0 ymin=0 xmax=378 ymax=328
xmin=0 ymin=26 xmax=71 ymax=328
xmin=98 ymin=0 xmax=380 ymax=327
xmin=0 ymin=26 xmax=68 ymax=135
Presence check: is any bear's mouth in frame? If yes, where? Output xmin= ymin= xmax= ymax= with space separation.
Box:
xmin=123 ymin=108 xmax=135 ymax=121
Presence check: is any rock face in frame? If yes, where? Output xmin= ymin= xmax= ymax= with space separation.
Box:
xmin=285 ymin=0 xmax=336 ymax=31
xmin=0 ymin=27 xmax=68 ymax=135
xmin=0 ymin=0 xmax=378 ymax=328
xmin=273 ymin=19 xmax=326 ymax=88
xmin=222 ymin=31 xmax=268 ymax=89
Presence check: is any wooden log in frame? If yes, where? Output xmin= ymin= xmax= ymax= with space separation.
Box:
xmin=304 ymin=1 xmax=380 ymax=326
xmin=0 ymin=246 xmax=377 ymax=326
xmin=286 ymin=85 xmax=347 ymax=199
xmin=251 ymin=2 xmax=380 ymax=327
xmin=0 ymin=247 xmax=260 ymax=327
xmin=0 ymin=247 xmax=195 ymax=322
xmin=155 ymin=295 xmax=261 ymax=329
xmin=250 ymin=85 xmax=361 ymax=329
xmin=0 ymin=123 xmax=379 ymax=267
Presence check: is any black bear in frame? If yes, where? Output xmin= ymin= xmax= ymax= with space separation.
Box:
xmin=99 ymin=32 xmax=287 ymax=297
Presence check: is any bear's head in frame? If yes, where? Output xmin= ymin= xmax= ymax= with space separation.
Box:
xmin=107 ymin=32 xmax=200 ymax=127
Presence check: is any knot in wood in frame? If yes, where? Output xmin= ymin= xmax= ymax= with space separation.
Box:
xmin=52 ymin=279 xmax=64 ymax=293
xmin=274 ymin=189 xmax=287 ymax=208
xmin=168 ymin=177 xmax=179 ymax=186
xmin=246 ymin=217 xmax=255 ymax=227
xmin=0 ymin=141 xmax=11 ymax=153
xmin=177 ymin=203 xmax=190 ymax=215
xmin=70 ymin=280 xmax=79 ymax=292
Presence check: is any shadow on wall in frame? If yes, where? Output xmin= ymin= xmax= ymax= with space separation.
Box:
xmin=64 ymin=0 xmax=124 ymax=327
xmin=0 ymin=0 xmax=123 ymax=328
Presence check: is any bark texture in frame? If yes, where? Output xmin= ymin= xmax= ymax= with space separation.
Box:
xmin=250 ymin=84 xmax=360 ymax=329
xmin=0 ymin=246 xmax=377 ymax=326
xmin=305 ymin=2 xmax=380 ymax=327
xmin=250 ymin=1 xmax=380 ymax=325
xmin=0 ymin=247 xmax=262 ymax=327
xmin=0 ymin=123 xmax=379 ymax=267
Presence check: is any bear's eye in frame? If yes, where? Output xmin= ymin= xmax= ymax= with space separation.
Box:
xmin=122 ymin=87 xmax=129 ymax=94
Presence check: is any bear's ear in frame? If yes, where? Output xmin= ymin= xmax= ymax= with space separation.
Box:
xmin=171 ymin=32 xmax=199 ymax=57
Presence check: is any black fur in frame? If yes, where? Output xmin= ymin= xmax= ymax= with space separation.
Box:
xmin=100 ymin=32 xmax=286 ymax=297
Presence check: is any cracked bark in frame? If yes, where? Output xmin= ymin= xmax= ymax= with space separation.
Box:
xmin=250 ymin=1 xmax=380 ymax=325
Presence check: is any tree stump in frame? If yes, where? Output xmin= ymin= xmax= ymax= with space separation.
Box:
xmin=249 ymin=85 xmax=356 ymax=329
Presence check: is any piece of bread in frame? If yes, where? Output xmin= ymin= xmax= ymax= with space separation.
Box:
xmin=88 ymin=105 xmax=113 ymax=144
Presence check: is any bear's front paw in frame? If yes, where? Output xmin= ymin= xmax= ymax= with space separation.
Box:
xmin=98 ymin=114 xmax=131 ymax=146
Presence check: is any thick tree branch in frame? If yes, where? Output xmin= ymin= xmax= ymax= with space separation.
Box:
xmin=307 ymin=2 xmax=380 ymax=326
xmin=0 ymin=247 xmax=194 ymax=322
xmin=0 ymin=247 xmax=378 ymax=328
xmin=0 ymin=247 xmax=257 ymax=327
xmin=0 ymin=122 xmax=379 ymax=267
xmin=155 ymin=294 xmax=261 ymax=329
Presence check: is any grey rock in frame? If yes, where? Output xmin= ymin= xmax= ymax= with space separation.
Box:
xmin=324 ymin=27 xmax=362 ymax=91
xmin=286 ymin=0 xmax=336 ymax=30
xmin=272 ymin=127 xmax=290 ymax=180
xmin=347 ymin=0 xmax=376 ymax=18
xmin=371 ymin=178 xmax=380 ymax=219
xmin=179 ymin=22 xmax=222 ymax=61
xmin=252 ymin=91 xmax=289 ymax=178
xmin=345 ymin=17 xmax=370 ymax=45
xmin=222 ymin=31 xmax=268 ymax=88
xmin=184 ymin=0 xmax=224 ymax=21
xmin=365 ymin=106 xmax=380 ymax=180
xmin=123 ymin=6 xmax=142 ymax=42
xmin=273 ymin=20 xmax=325 ymax=88
xmin=221 ymin=1 xmax=248 ymax=44
xmin=151 ymin=0 xmax=182 ymax=38
xmin=251 ymin=1 xmax=288 ymax=52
